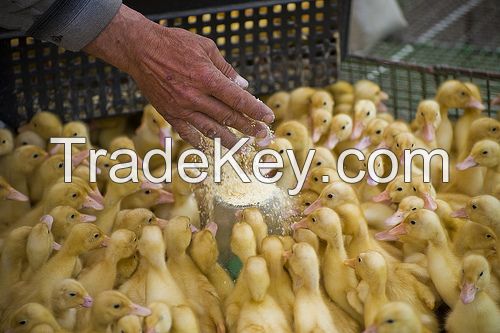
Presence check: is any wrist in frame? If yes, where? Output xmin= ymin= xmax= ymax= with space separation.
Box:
xmin=83 ymin=5 xmax=154 ymax=74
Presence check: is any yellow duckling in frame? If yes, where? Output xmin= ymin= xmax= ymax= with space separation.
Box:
xmin=164 ymin=217 xmax=225 ymax=333
xmin=413 ymin=100 xmax=441 ymax=149
xmin=435 ymin=80 xmax=485 ymax=152
xmin=263 ymin=137 xmax=297 ymax=191
xmin=133 ymin=104 xmax=174 ymax=158
xmin=293 ymin=228 xmax=322 ymax=258
xmin=50 ymin=278 xmax=92 ymax=331
xmin=446 ymin=254 xmax=500 ymax=333
xmin=114 ymin=208 xmax=168 ymax=237
xmin=453 ymin=195 xmax=499 ymax=235
xmin=275 ymin=120 xmax=313 ymax=165
xmin=311 ymin=108 xmax=332 ymax=144
xmin=0 ymin=176 xmax=29 ymax=202
xmin=25 ymin=215 xmax=57 ymax=274
xmin=189 ymin=222 xmax=234 ymax=301
xmin=15 ymin=130 xmax=47 ymax=149
xmin=0 ymin=128 xmax=14 ymax=156
xmin=292 ymin=207 xmax=363 ymax=322
xmin=121 ymin=186 xmax=174 ymax=210
xmin=78 ymin=229 xmax=137 ymax=296
xmin=144 ymin=302 xmax=172 ymax=333
xmin=452 ymin=221 xmax=496 ymax=259
xmin=266 ymin=91 xmax=290 ymax=124
xmin=455 ymin=82 xmax=484 ymax=156
xmin=310 ymin=146 xmax=336 ymax=169
xmin=287 ymin=242 xmax=340 ymax=333
xmin=49 ymin=205 xmax=96 ymax=243
xmin=310 ymin=90 xmax=334 ymax=114
xmin=108 ymin=135 xmax=142 ymax=166
xmin=372 ymin=175 xmax=415 ymax=205
xmin=61 ymin=121 xmax=91 ymax=151
xmin=376 ymin=121 xmax=410 ymax=150
xmin=260 ymin=236 xmax=295 ymax=324
xmin=81 ymin=290 xmax=151 ymax=333
xmin=355 ymin=118 xmax=389 ymax=151
xmin=6 ymin=302 xmax=63 ymax=333
xmin=327 ymin=80 xmax=354 ymax=112
xmin=363 ymin=301 xmax=431 ymax=333
xmin=287 ymin=87 xmax=316 ymax=120
xmin=456 ymin=139 xmax=500 ymax=195
xmin=112 ymin=315 xmax=141 ymax=333
xmin=325 ymin=114 xmax=353 ymax=150
xmin=170 ymin=305 xmax=201 ymax=333
xmin=225 ymin=222 xmax=257 ymax=332
xmin=236 ymin=256 xmax=292 ymax=333
xmin=237 ymin=207 xmax=268 ymax=254
xmin=378 ymin=209 xmax=461 ymax=307
xmin=18 ymin=111 xmax=63 ymax=142
xmin=460 ymin=117 xmax=500 ymax=161
xmin=354 ymin=80 xmax=389 ymax=113
xmin=351 ymin=99 xmax=377 ymax=140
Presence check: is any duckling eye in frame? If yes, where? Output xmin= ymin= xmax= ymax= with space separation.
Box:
xmin=396 ymin=187 xmax=403 ymax=191
xmin=327 ymin=193 xmax=333 ymax=199
xmin=314 ymin=177 xmax=319 ymax=182
xmin=113 ymin=304 xmax=121 ymax=309
xmin=279 ymin=149 xmax=284 ymax=154
xmin=366 ymin=112 xmax=370 ymax=116
xmin=323 ymin=101 xmax=327 ymax=106
xmin=411 ymin=207 xmax=417 ymax=211
xmin=275 ymin=103 xmax=281 ymax=108
xmin=70 ymin=214 xmax=75 ymax=219
xmin=286 ymin=132 xmax=291 ymax=136
xmin=410 ymin=220 xmax=416 ymax=225
xmin=72 ymin=193 xmax=77 ymax=198
xmin=33 ymin=153 xmax=39 ymax=158
xmin=386 ymin=319 xmax=395 ymax=324
xmin=411 ymin=143 xmax=415 ymax=147
xmin=358 ymin=257 xmax=362 ymax=263
xmin=148 ymin=217 xmax=153 ymax=224
xmin=472 ymin=204 xmax=477 ymax=209
xmin=144 ymin=190 xmax=151 ymax=195
xmin=479 ymin=271 xmax=484 ymax=277
xmin=396 ymin=143 xmax=400 ymax=148
xmin=460 ymin=91 xmax=467 ymax=96
xmin=482 ymin=151 xmax=488 ymax=155
xmin=1 ymin=140 xmax=5 ymax=144
xmin=311 ymin=217 xmax=317 ymax=223
xmin=18 ymin=320 xmax=27 ymax=325
xmin=33 ymin=123 xmax=38 ymax=128
xmin=376 ymin=130 xmax=381 ymax=134
xmin=305 ymin=202 xmax=311 ymax=206
xmin=341 ymin=125 xmax=346 ymax=130
xmin=492 ymin=127 xmax=497 ymax=132
xmin=486 ymin=234 xmax=492 ymax=238
xmin=152 ymin=119 xmax=157 ymax=124
xmin=104 ymin=163 xmax=110 ymax=168
xmin=58 ymin=162 xmax=64 ymax=168
xmin=420 ymin=112 xmax=424 ymax=116
xmin=413 ymin=187 xmax=417 ymax=192
xmin=72 ymin=132 xmax=78 ymax=137
xmin=323 ymin=119 xmax=327 ymax=123
xmin=316 ymin=161 xmax=321 ymax=166
xmin=93 ymin=233 xmax=100 ymax=238
xmin=69 ymin=292 xmax=76 ymax=297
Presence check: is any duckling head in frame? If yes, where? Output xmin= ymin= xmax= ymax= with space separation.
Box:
xmin=310 ymin=147 xmax=336 ymax=169
xmin=456 ymin=139 xmax=500 ymax=170
xmin=12 ymin=145 xmax=48 ymax=174
xmin=109 ymin=136 xmax=140 ymax=165
xmin=354 ymin=80 xmax=389 ymax=112
xmin=139 ymin=225 xmax=165 ymax=266
xmin=287 ymin=242 xmax=320 ymax=290
xmin=328 ymin=80 xmax=354 ymax=98
xmin=116 ymin=208 xmax=167 ymax=237
xmin=460 ymin=254 xmax=491 ymax=304
xmin=311 ymin=109 xmax=332 ymax=143
xmin=138 ymin=104 xmax=172 ymax=148
xmin=377 ymin=121 xmax=410 ymax=149
xmin=15 ymin=130 xmax=46 ymax=149
xmin=305 ymin=166 xmax=338 ymax=195
xmin=266 ymin=91 xmax=290 ymax=123
xmin=304 ymin=181 xmax=358 ymax=214
xmin=436 ymin=80 xmax=485 ymax=110
xmin=0 ymin=176 xmax=29 ymax=202
xmin=453 ymin=195 xmax=499 ymax=226
xmin=460 ymin=222 xmax=496 ymax=254
xmin=345 ymin=251 xmax=387 ymax=289
xmin=326 ymin=114 xmax=352 ymax=149
xmin=275 ymin=121 xmax=310 ymax=151
xmin=64 ymin=223 xmax=108 ymax=255
xmin=292 ymin=207 xmax=341 ymax=242
xmin=51 ymin=279 xmax=93 ymax=311
xmin=351 ymin=100 xmax=377 ymax=140
xmin=411 ymin=178 xmax=437 ymax=211
xmin=245 ymin=256 xmax=270 ymax=302
xmin=8 ymin=303 xmax=61 ymax=333
xmin=356 ymin=118 xmax=389 ymax=150
xmin=361 ymin=155 xmax=385 ymax=186
xmin=415 ymin=100 xmax=441 ymax=143
xmin=92 ymin=290 xmax=151 ymax=326
xmin=162 ymin=216 xmax=193 ymax=256
xmin=144 ymin=302 xmax=172 ymax=333
xmin=113 ymin=315 xmax=142 ymax=333
xmin=468 ymin=118 xmax=500 ymax=147
xmin=109 ymin=229 xmax=138 ymax=261
xmin=96 ymin=154 xmax=119 ymax=180
xmin=310 ymin=90 xmax=334 ymax=113
xmin=391 ymin=132 xmax=416 ymax=164
xmin=18 ymin=112 xmax=63 ymax=140
xmin=292 ymin=229 xmax=320 ymax=255
xmin=264 ymin=137 xmax=293 ymax=170
xmin=62 ymin=121 xmax=89 ymax=141
xmin=296 ymin=190 xmax=318 ymax=213
xmin=464 ymin=83 xmax=483 ymax=110
xmin=364 ymin=301 xmax=422 ymax=333
xmin=385 ymin=196 xmax=424 ymax=227
xmin=230 ymin=222 xmax=257 ymax=263
xmin=261 ymin=236 xmax=285 ymax=265
xmin=0 ymin=128 xmax=14 ymax=155
xmin=190 ymin=226 xmax=219 ymax=273
xmin=45 ymin=181 xmax=103 ymax=211
xmin=377 ymin=209 xmax=443 ymax=243
xmin=372 ymin=175 xmax=413 ymax=205
xmin=125 ymin=187 xmax=174 ymax=207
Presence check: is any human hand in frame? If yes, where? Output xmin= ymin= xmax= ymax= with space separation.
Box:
xmin=84 ymin=5 xmax=274 ymax=148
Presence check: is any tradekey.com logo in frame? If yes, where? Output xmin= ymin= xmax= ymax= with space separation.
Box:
xmin=52 ymin=137 xmax=450 ymax=196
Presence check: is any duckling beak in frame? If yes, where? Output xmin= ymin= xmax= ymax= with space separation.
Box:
xmin=130 ymin=303 xmax=152 ymax=316
xmin=423 ymin=122 xmax=435 ymax=142
xmin=376 ymin=140 xmax=388 ymax=150
xmin=40 ymin=214 xmax=54 ymax=231
xmin=451 ymin=207 xmax=468 ymax=218
xmin=89 ymin=187 xmax=104 ymax=204
xmin=355 ymin=136 xmax=371 ymax=150
xmin=80 ymin=214 xmax=97 ymax=222
xmin=312 ymin=128 xmax=322 ymax=143
xmin=291 ymin=218 xmax=308 ymax=231
xmin=72 ymin=150 xmax=89 ymax=166
xmin=146 ymin=328 xmax=157 ymax=333
xmin=422 ymin=193 xmax=437 ymax=211
xmin=372 ymin=189 xmax=391 ymax=204
xmin=343 ymin=258 xmax=356 ymax=268
xmin=6 ymin=187 xmax=29 ymax=202
xmin=363 ymin=325 xmax=378 ymax=333
xmin=376 ymin=222 xmax=407 ymax=241
xmin=235 ymin=209 xmax=243 ymax=221
xmin=303 ymin=198 xmax=322 ymax=215
xmin=456 ymin=155 xmax=478 ymax=170
xmin=460 ymin=282 xmax=477 ymax=304
xmin=156 ymin=218 xmax=169 ymax=229
xmin=159 ymin=127 xmax=172 ymax=148
xmin=82 ymin=195 xmax=104 ymax=210
xmin=467 ymin=99 xmax=485 ymax=110
xmin=385 ymin=210 xmax=404 ymax=227
xmin=282 ymin=250 xmax=292 ymax=260
xmin=367 ymin=174 xmax=378 ymax=187
xmin=325 ymin=133 xmax=339 ymax=149
xmin=141 ymin=181 xmax=163 ymax=190
xmin=156 ymin=190 xmax=174 ymax=204
xmin=189 ymin=224 xmax=199 ymax=233
xmin=52 ymin=241 xmax=62 ymax=250
xmin=351 ymin=122 xmax=364 ymax=140
xmin=380 ymin=91 xmax=389 ymax=101
xmin=100 ymin=235 xmax=111 ymax=247
xmin=18 ymin=122 xmax=31 ymax=133
xmin=82 ymin=295 xmax=93 ymax=308
xmin=205 ymin=222 xmax=218 ymax=237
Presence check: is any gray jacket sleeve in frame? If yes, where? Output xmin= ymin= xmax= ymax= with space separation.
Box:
xmin=0 ymin=0 xmax=122 ymax=51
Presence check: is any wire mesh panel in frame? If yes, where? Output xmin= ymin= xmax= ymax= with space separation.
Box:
xmin=340 ymin=55 xmax=500 ymax=121
xmin=0 ymin=0 xmax=341 ymax=128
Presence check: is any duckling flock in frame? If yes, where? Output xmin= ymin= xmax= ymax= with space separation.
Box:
xmin=0 ymin=78 xmax=499 ymax=333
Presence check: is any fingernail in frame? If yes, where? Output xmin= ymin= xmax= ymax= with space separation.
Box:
xmin=263 ymin=113 xmax=275 ymax=124
xmin=235 ymin=75 xmax=249 ymax=89
xmin=257 ymin=128 xmax=268 ymax=139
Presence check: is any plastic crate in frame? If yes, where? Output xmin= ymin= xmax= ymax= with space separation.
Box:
xmin=0 ymin=0 xmax=346 ymax=128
